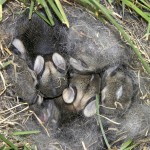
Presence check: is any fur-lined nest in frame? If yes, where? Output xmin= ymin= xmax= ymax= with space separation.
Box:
xmin=0 ymin=0 xmax=150 ymax=149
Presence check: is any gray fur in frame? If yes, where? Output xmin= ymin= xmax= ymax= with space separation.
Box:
xmin=104 ymin=99 xmax=150 ymax=147
xmin=28 ymin=97 xmax=104 ymax=150
xmin=13 ymin=5 xmax=131 ymax=73
xmin=100 ymin=66 xmax=135 ymax=116
xmin=34 ymin=54 xmax=68 ymax=98
xmin=12 ymin=39 xmax=68 ymax=98
xmin=62 ymin=73 xmax=100 ymax=113
xmin=6 ymin=54 xmax=41 ymax=104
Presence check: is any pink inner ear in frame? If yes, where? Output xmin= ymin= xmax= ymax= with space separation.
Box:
xmin=34 ymin=55 xmax=44 ymax=75
xmin=38 ymin=112 xmax=49 ymax=124
xmin=38 ymin=105 xmax=52 ymax=124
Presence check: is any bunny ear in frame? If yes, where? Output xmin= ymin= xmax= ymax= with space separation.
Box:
xmin=101 ymin=86 xmax=108 ymax=102
xmin=83 ymin=100 xmax=96 ymax=117
xmin=12 ymin=38 xmax=26 ymax=59
xmin=69 ymin=57 xmax=88 ymax=72
xmin=116 ymin=86 xmax=123 ymax=100
xmin=63 ymin=86 xmax=75 ymax=104
xmin=105 ymin=65 xmax=119 ymax=77
xmin=34 ymin=55 xmax=45 ymax=75
xmin=52 ymin=53 xmax=66 ymax=71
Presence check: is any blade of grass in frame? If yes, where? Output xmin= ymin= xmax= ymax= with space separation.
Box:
xmin=123 ymin=144 xmax=138 ymax=150
xmin=23 ymin=146 xmax=29 ymax=150
xmin=90 ymin=0 xmax=150 ymax=74
xmin=131 ymin=0 xmax=150 ymax=11
xmin=0 ymin=134 xmax=18 ymax=150
xmin=0 ymin=0 xmax=6 ymax=21
xmin=76 ymin=0 xmax=97 ymax=14
xmin=36 ymin=0 xmax=54 ymax=26
xmin=145 ymin=12 xmax=150 ymax=17
xmin=47 ymin=0 xmax=64 ymax=23
xmin=139 ymin=0 xmax=150 ymax=9
xmin=12 ymin=130 xmax=40 ymax=136
xmin=3 ymin=148 xmax=13 ymax=150
xmin=54 ymin=0 xmax=69 ymax=27
xmin=0 ymin=145 xmax=5 ymax=150
xmin=120 ymin=139 xmax=133 ymax=150
xmin=23 ymin=144 xmax=32 ymax=150
xmin=121 ymin=0 xmax=150 ymax=22
xmin=0 ymin=60 xmax=13 ymax=70
xmin=0 ymin=0 xmax=7 ymax=5
xmin=77 ymin=0 xmax=95 ymax=8
xmin=126 ymin=144 xmax=137 ymax=150
xmin=34 ymin=9 xmax=51 ymax=26
xmin=96 ymin=94 xmax=111 ymax=150
xmin=121 ymin=0 xmax=150 ymax=45
xmin=107 ymin=0 xmax=113 ymax=5
xmin=0 ymin=4 xmax=2 ymax=21
xmin=29 ymin=0 xmax=34 ymax=19
xmin=144 ymin=20 xmax=150 ymax=41
xmin=122 ymin=1 xmax=125 ymax=17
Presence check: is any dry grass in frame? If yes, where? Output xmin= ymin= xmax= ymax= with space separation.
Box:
xmin=111 ymin=5 xmax=150 ymax=101
xmin=0 ymin=1 xmax=36 ymax=148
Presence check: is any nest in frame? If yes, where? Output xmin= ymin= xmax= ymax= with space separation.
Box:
xmin=0 ymin=0 xmax=150 ymax=149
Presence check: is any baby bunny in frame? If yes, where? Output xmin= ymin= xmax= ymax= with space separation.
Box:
xmin=81 ymin=65 xmax=135 ymax=118
xmin=12 ymin=39 xmax=68 ymax=98
xmin=26 ymin=97 xmax=105 ymax=150
xmin=64 ymin=5 xmax=131 ymax=73
xmin=5 ymin=54 xmax=42 ymax=104
xmin=60 ymin=65 xmax=134 ymax=117
xmin=62 ymin=73 xmax=101 ymax=113
xmin=30 ymin=98 xmax=60 ymax=129
xmin=100 ymin=65 xmax=135 ymax=116
xmin=34 ymin=53 xmax=68 ymax=98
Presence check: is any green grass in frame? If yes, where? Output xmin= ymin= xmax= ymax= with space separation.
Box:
xmin=121 ymin=0 xmax=150 ymax=40
xmin=96 ymin=94 xmax=111 ymax=150
xmin=0 ymin=134 xmax=18 ymax=150
xmin=0 ymin=131 xmax=40 ymax=150
xmin=120 ymin=139 xmax=137 ymax=150
xmin=1 ymin=0 xmax=150 ymax=74
xmin=0 ymin=60 xmax=13 ymax=70
xmin=76 ymin=0 xmax=150 ymax=74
